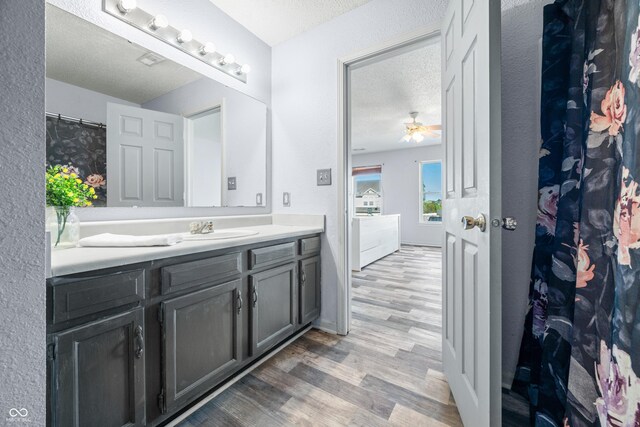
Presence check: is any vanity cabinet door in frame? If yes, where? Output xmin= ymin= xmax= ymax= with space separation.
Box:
xmin=250 ymin=263 xmax=297 ymax=356
xmin=52 ymin=308 xmax=145 ymax=427
xmin=299 ymin=256 xmax=321 ymax=324
xmin=160 ymin=280 xmax=242 ymax=413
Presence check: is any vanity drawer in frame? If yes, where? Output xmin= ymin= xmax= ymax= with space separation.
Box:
xmin=249 ymin=242 xmax=297 ymax=270
xmin=300 ymin=236 xmax=321 ymax=256
xmin=50 ymin=269 xmax=145 ymax=323
xmin=161 ymin=252 xmax=242 ymax=295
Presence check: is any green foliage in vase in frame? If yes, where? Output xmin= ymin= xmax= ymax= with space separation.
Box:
xmin=46 ymin=165 xmax=98 ymax=207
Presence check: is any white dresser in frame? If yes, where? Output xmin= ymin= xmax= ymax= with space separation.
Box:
xmin=352 ymin=215 xmax=401 ymax=271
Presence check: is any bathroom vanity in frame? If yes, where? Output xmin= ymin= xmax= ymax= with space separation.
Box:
xmin=46 ymin=218 xmax=323 ymax=426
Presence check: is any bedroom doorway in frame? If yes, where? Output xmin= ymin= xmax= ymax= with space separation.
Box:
xmin=337 ymin=27 xmax=458 ymax=424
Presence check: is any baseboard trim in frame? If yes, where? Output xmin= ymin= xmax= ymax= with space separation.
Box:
xmin=314 ymin=318 xmax=338 ymax=335
xmin=166 ymin=325 xmax=312 ymax=426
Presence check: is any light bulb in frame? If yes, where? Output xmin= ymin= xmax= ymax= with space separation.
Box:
xmin=236 ymin=64 xmax=251 ymax=75
xmin=402 ymin=134 xmax=412 ymax=142
xmin=177 ymin=29 xmax=193 ymax=43
xmin=149 ymin=14 xmax=168 ymax=30
xmin=117 ymin=0 xmax=137 ymax=13
xmin=413 ymin=133 xmax=425 ymax=143
xmin=220 ymin=53 xmax=235 ymax=65
xmin=199 ymin=42 xmax=216 ymax=55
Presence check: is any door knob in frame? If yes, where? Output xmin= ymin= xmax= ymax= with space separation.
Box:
xmin=491 ymin=217 xmax=517 ymax=231
xmin=461 ymin=214 xmax=486 ymax=232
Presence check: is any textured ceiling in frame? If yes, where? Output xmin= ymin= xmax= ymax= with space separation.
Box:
xmin=351 ymin=37 xmax=441 ymax=154
xmin=46 ymin=5 xmax=203 ymax=104
xmin=209 ymin=0 xmax=373 ymax=46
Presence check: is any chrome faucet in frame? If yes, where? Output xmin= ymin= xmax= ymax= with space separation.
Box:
xmin=189 ymin=221 xmax=214 ymax=234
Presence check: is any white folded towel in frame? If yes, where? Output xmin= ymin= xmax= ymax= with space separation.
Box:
xmin=78 ymin=233 xmax=183 ymax=247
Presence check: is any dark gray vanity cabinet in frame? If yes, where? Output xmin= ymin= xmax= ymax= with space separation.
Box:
xmin=47 ymin=233 xmax=322 ymax=427
xmin=299 ymin=255 xmax=321 ymax=325
xmin=159 ymin=279 xmax=242 ymax=413
xmin=249 ymin=263 xmax=297 ymax=355
xmin=51 ymin=308 xmax=145 ymax=427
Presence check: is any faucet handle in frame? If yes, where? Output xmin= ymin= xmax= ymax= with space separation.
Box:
xmin=189 ymin=222 xmax=202 ymax=234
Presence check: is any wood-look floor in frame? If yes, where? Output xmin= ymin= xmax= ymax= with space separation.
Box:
xmin=177 ymin=245 xmax=462 ymax=427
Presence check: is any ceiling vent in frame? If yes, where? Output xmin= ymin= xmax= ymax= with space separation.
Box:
xmin=137 ymin=52 xmax=166 ymax=67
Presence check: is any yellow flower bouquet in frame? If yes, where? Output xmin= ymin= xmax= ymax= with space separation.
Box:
xmin=46 ymin=165 xmax=99 ymax=247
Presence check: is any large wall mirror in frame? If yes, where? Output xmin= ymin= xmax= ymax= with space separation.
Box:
xmin=45 ymin=5 xmax=267 ymax=209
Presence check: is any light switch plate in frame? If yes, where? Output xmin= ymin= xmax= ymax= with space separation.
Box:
xmin=256 ymin=193 xmax=263 ymax=206
xmin=317 ymin=169 xmax=332 ymax=186
xmin=283 ymin=192 xmax=291 ymax=207
xmin=227 ymin=177 xmax=236 ymax=190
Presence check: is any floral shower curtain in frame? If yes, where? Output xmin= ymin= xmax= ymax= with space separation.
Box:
xmin=514 ymin=0 xmax=640 ymax=426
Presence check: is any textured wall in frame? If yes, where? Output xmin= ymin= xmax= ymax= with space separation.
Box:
xmin=271 ymin=0 xmax=448 ymax=332
xmin=352 ymin=145 xmax=443 ymax=247
xmin=0 ymin=0 xmax=46 ymax=424
xmin=501 ymin=0 xmax=552 ymax=387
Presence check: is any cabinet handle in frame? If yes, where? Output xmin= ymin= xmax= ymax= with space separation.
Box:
xmin=237 ymin=292 xmax=243 ymax=314
xmin=252 ymin=287 xmax=258 ymax=308
xmin=301 ymin=270 xmax=306 ymax=285
xmin=134 ymin=325 xmax=144 ymax=359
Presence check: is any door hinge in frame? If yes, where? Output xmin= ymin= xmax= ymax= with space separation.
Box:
xmin=158 ymin=389 xmax=166 ymax=414
xmin=47 ymin=343 xmax=57 ymax=361
xmin=157 ymin=307 xmax=164 ymax=324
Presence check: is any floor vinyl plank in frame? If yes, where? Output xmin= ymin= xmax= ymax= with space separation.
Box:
xmin=178 ymin=246 xmax=462 ymax=427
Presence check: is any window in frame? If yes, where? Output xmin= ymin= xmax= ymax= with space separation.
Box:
xmin=353 ymin=165 xmax=382 ymax=215
xmin=420 ymin=161 xmax=442 ymax=223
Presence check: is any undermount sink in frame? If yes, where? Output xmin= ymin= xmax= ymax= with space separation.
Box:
xmin=182 ymin=229 xmax=259 ymax=241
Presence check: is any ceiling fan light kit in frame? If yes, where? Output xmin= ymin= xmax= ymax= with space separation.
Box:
xmin=401 ymin=111 xmax=441 ymax=143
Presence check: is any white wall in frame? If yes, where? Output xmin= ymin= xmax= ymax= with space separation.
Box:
xmin=143 ymin=78 xmax=268 ymax=207
xmin=271 ymin=0 xmax=448 ymax=333
xmin=353 ymin=145 xmax=443 ymax=247
xmin=46 ymin=77 xmax=139 ymax=123
xmin=0 ymin=1 xmax=46 ymax=424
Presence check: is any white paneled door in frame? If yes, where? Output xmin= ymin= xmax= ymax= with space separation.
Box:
xmin=107 ymin=103 xmax=184 ymax=207
xmin=441 ymin=0 xmax=502 ymax=426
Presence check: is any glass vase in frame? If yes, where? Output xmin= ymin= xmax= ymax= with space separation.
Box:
xmin=46 ymin=206 xmax=80 ymax=249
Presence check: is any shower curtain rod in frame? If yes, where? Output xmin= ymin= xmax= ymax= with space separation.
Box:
xmin=45 ymin=112 xmax=105 ymax=128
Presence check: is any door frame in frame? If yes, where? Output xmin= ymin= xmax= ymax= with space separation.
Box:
xmin=184 ymin=103 xmax=224 ymax=207
xmin=336 ymin=24 xmax=442 ymax=335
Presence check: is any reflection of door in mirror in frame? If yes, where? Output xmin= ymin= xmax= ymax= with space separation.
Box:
xmin=106 ymin=103 xmax=184 ymax=207
xmin=186 ymin=107 xmax=222 ymax=207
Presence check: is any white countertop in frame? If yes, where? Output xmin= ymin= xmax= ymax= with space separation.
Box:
xmin=50 ymin=221 xmax=324 ymax=278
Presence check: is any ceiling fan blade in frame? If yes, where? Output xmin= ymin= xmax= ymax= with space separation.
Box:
xmin=426 ymin=124 xmax=442 ymax=131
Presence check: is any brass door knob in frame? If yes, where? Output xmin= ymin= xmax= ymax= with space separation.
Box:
xmin=461 ymin=214 xmax=486 ymax=232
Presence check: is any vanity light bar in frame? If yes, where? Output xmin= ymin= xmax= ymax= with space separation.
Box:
xmin=103 ymin=0 xmax=249 ymax=83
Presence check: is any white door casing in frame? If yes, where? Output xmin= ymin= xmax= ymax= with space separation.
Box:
xmin=107 ymin=103 xmax=184 ymax=207
xmin=441 ymin=0 xmax=502 ymax=426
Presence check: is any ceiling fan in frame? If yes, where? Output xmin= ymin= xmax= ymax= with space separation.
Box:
xmin=401 ymin=112 xmax=442 ymax=143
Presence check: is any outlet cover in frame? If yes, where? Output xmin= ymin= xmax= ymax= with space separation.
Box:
xmin=283 ymin=192 xmax=291 ymax=207
xmin=227 ymin=177 xmax=237 ymax=190
xmin=317 ymin=169 xmax=332 ymax=186
xmin=256 ymin=193 xmax=263 ymax=206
